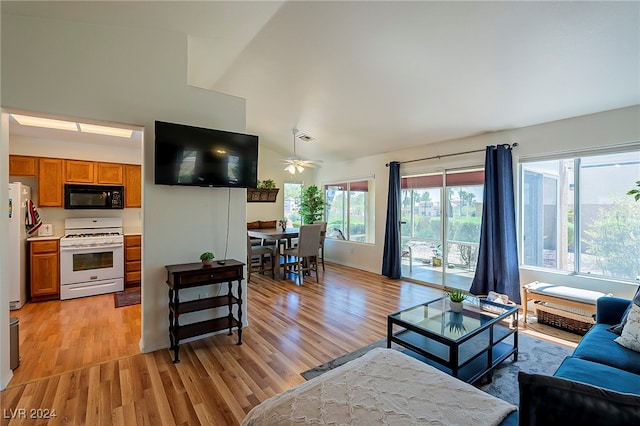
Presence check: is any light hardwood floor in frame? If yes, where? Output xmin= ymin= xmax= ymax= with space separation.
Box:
xmin=1 ymin=263 xmax=573 ymax=425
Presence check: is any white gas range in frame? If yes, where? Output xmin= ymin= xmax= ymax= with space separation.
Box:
xmin=59 ymin=217 xmax=124 ymax=300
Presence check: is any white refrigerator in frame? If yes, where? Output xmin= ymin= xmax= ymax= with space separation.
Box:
xmin=8 ymin=182 xmax=31 ymax=310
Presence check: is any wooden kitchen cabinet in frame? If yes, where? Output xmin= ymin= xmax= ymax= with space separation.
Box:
xmin=15 ymin=155 xmax=138 ymax=206
xmin=124 ymin=164 xmax=142 ymax=208
xmin=38 ymin=158 xmax=64 ymax=207
xmin=96 ymin=162 xmax=124 ymax=184
xmin=30 ymin=240 xmax=60 ymax=301
xmin=124 ymin=235 xmax=141 ymax=287
xmin=9 ymin=155 xmax=37 ymax=176
xmin=65 ymin=160 xmax=95 ymax=183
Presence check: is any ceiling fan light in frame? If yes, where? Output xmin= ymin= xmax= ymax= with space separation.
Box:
xmin=285 ymin=164 xmax=296 ymax=174
xmin=296 ymin=164 xmax=305 ymax=173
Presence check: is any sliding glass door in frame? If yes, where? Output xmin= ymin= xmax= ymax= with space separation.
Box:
xmin=401 ymin=169 xmax=484 ymax=290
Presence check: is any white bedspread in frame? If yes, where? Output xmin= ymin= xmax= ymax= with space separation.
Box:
xmin=242 ymin=347 xmax=516 ymax=426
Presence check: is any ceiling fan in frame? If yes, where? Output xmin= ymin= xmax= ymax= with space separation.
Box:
xmin=282 ymin=128 xmax=323 ymax=174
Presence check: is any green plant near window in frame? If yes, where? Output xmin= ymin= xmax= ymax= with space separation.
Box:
xmin=432 ymin=244 xmax=442 ymax=259
xmin=628 ymin=180 xmax=640 ymax=202
xmin=299 ymin=185 xmax=328 ymax=224
xmin=584 ymin=197 xmax=640 ymax=279
xmin=257 ymin=179 xmax=276 ymax=189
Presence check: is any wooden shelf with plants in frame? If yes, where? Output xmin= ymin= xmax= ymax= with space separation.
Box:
xmin=247 ymin=179 xmax=279 ymax=203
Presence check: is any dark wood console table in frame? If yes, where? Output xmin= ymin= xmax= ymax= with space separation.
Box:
xmin=165 ymin=259 xmax=244 ymax=363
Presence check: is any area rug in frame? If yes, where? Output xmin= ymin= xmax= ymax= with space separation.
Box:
xmin=114 ymin=287 xmax=141 ymax=308
xmin=301 ymin=333 xmax=574 ymax=406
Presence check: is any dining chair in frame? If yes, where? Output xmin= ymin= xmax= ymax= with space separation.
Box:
xmin=246 ymin=234 xmax=276 ymax=282
xmin=314 ymin=221 xmax=328 ymax=270
xmin=282 ymin=224 xmax=323 ymax=285
xmin=401 ymin=244 xmax=413 ymax=273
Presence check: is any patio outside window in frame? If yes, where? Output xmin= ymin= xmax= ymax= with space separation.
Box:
xmin=520 ymin=148 xmax=640 ymax=283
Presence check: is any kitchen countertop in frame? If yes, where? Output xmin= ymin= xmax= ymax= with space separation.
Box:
xmin=27 ymin=234 xmax=62 ymax=242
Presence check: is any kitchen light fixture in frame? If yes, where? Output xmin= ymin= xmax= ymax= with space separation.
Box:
xmin=282 ymin=128 xmax=322 ymax=175
xmin=78 ymin=123 xmax=133 ymax=138
xmin=11 ymin=114 xmax=78 ymax=132
xmin=11 ymin=113 xmax=133 ymax=138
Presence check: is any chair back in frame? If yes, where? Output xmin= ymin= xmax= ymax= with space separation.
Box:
xmin=296 ymin=224 xmax=323 ymax=257
xmin=314 ymin=221 xmax=327 ymax=245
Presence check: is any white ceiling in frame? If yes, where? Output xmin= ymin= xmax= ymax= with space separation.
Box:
xmin=3 ymin=1 xmax=639 ymax=162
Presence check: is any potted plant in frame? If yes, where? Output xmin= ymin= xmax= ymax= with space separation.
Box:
xmin=257 ymin=179 xmax=276 ymax=190
xmin=431 ymin=244 xmax=443 ymax=267
xmin=299 ymin=185 xmax=328 ymax=224
xmin=200 ymin=251 xmax=215 ymax=266
xmin=447 ymin=289 xmax=467 ymax=313
xmin=247 ymin=179 xmax=279 ymax=202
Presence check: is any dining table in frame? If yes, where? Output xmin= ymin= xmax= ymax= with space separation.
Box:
xmin=247 ymin=228 xmax=299 ymax=280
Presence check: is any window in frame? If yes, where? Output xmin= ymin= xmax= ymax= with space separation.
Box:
xmin=520 ymin=149 xmax=640 ymax=281
xmin=325 ymin=178 xmax=374 ymax=243
xmin=283 ymin=182 xmax=303 ymax=227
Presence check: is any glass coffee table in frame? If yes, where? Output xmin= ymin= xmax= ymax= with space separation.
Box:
xmin=387 ymin=295 xmax=518 ymax=384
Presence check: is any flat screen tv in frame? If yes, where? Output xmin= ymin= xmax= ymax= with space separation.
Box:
xmin=154 ymin=120 xmax=258 ymax=188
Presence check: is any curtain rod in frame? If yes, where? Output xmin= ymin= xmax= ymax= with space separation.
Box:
xmin=385 ymin=143 xmax=518 ymax=167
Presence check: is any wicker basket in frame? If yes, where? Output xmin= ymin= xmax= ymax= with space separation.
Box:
xmin=534 ymin=302 xmax=595 ymax=335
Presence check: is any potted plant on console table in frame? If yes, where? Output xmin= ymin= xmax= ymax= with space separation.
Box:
xmin=247 ymin=179 xmax=279 ymax=202
xmin=200 ymin=252 xmax=215 ymax=266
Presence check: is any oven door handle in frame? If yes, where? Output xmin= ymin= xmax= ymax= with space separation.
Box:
xmin=60 ymin=243 xmax=124 ymax=251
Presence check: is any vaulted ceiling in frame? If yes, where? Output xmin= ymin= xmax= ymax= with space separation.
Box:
xmin=3 ymin=1 xmax=639 ymax=162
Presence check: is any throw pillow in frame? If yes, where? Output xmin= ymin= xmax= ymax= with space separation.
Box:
xmin=615 ymin=303 xmax=640 ymax=352
xmin=609 ymin=286 xmax=640 ymax=335
xmin=518 ymin=371 xmax=640 ymax=425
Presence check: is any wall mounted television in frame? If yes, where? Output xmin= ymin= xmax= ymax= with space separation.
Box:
xmin=154 ymin=120 xmax=258 ymax=188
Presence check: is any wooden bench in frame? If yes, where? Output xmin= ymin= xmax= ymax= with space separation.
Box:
xmin=521 ymin=281 xmax=607 ymax=325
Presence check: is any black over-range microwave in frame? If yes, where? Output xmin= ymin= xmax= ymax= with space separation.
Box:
xmin=64 ymin=184 xmax=124 ymax=209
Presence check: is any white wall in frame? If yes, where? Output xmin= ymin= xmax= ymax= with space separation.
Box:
xmin=0 ymin=111 xmax=13 ymax=388
xmin=315 ymin=106 xmax=640 ymax=298
xmin=0 ymin=14 xmax=249 ymax=388
xmin=9 ymin=132 xmax=143 ymax=164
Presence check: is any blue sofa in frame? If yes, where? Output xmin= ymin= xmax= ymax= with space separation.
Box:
xmin=518 ymin=296 xmax=640 ymax=425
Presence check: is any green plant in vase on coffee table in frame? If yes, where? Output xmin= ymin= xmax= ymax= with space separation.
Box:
xmin=447 ymin=288 xmax=467 ymax=313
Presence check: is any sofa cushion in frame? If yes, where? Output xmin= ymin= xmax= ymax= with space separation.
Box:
xmin=554 ymin=356 xmax=640 ymax=394
xmin=259 ymin=220 xmax=277 ymax=229
xmin=247 ymin=221 xmax=260 ymax=229
xmin=572 ymin=323 xmax=640 ymax=374
xmin=598 ymin=296 xmax=633 ymax=326
xmin=615 ymin=303 xmax=640 ymax=352
xmin=610 ymin=287 xmax=640 ymax=334
xmin=518 ymin=371 xmax=640 ymax=426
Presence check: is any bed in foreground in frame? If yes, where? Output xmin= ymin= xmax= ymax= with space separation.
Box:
xmin=242 ymin=347 xmax=517 ymax=425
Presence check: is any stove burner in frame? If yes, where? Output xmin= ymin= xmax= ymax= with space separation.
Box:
xmin=65 ymin=232 xmax=122 ymax=238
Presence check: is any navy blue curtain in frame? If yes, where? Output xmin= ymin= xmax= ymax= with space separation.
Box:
xmin=382 ymin=161 xmax=401 ymax=278
xmin=470 ymin=145 xmax=521 ymax=303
